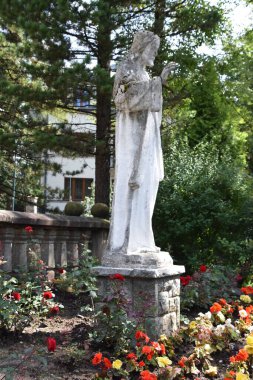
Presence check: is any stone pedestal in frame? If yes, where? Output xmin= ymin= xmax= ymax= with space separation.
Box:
xmin=92 ymin=251 xmax=185 ymax=338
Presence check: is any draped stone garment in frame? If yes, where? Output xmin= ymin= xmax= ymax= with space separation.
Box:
xmin=108 ymin=59 xmax=164 ymax=255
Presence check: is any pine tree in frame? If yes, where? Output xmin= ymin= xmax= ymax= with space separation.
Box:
xmin=0 ymin=0 xmax=228 ymax=206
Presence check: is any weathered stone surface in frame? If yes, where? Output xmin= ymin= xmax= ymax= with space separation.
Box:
xmin=94 ymin=264 xmax=184 ymax=338
xmin=0 ymin=210 xmax=109 ymax=271
xmin=106 ymin=31 xmax=177 ymax=256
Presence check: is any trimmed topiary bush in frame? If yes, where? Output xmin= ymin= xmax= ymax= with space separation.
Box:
xmin=91 ymin=203 xmax=109 ymax=219
xmin=64 ymin=202 xmax=84 ymax=216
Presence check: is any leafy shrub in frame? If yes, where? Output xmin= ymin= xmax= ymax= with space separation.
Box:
xmin=64 ymin=201 xmax=84 ymax=216
xmin=153 ymin=141 xmax=253 ymax=270
xmin=54 ymin=248 xmax=98 ymax=297
xmin=180 ymin=264 xmax=241 ymax=312
xmin=91 ymin=203 xmax=110 ymax=219
xmin=88 ymin=274 xmax=136 ymax=354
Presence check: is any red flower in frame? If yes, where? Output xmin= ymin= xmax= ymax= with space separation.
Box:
xmin=43 ymin=291 xmax=53 ymax=299
xmin=241 ymin=286 xmax=253 ymax=295
xmin=180 ymin=275 xmax=192 ymax=286
xmin=199 ymin=265 xmax=207 ymax=272
xmin=50 ymin=306 xmax=60 ymax=315
xmin=178 ymin=356 xmax=187 ymax=368
xmin=12 ymin=291 xmax=21 ymax=301
xmin=109 ymin=273 xmax=125 ymax=281
xmin=24 ymin=226 xmax=33 ymax=233
xmin=58 ymin=268 xmax=65 ymax=274
xmin=140 ymin=370 xmax=157 ymax=380
xmin=126 ymin=352 xmax=137 ymax=360
xmin=210 ymin=302 xmax=222 ymax=313
xmin=147 ymin=353 xmax=154 ymax=361
xmin=47 ymin=337 xmax=56 ymax=352
xmin=138 ymin=361 xmax=145 ymax=367
xmin=92 ymin=352 xmax=103 ymax=365
xmin=103 ymin=357 xmax=112 ymax=369
xmin=135 ymin=330 xmax=150 ymax=343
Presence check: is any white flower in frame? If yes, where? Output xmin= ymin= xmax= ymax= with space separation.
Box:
xmin=239 ymin=309 xmax=248 ymax=318
xmin=214 ymin=324 xmax=225 ymax=336
xmin=205 ymin=311 xmax=212 ymax=319
xmin=217 ymin=311 xmax=225 ymax=322
xmin=204 ymin=344 xmax=213 ymax=353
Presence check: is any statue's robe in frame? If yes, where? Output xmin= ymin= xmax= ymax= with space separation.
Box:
xmin=108 ymin=59 xmax=164 ymax=254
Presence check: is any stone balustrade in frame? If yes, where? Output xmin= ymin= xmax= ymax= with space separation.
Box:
xmin=0 ymin=210 xmax=109 ymax=272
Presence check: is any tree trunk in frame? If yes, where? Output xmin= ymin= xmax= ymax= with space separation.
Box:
xmin=95 ymin=3 xmax=113 ymax=205
xmin=152 ymin=0 xmax=166 ymax=77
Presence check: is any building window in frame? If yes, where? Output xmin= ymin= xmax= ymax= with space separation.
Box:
xmin=74 ymin=90 xmax=90 ymax=108
xmin=64 ymin=178 xmax=93 ymax=201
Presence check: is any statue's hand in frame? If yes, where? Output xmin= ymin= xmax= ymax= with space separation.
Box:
xmin=128 ymin=177 xmax=140 ymax=190
xmin=160 ymin=62 xmax=178 ymax=85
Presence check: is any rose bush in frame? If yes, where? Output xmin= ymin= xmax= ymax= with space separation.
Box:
xmin=0 ymin=259 xmax=61 ymax=332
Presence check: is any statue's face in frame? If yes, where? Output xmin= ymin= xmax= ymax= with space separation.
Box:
xmin=140 ymin=40 xmax=159 ymax=67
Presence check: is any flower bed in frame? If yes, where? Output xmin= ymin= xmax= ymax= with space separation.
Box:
xmin=91 ymin=276 xmax=253 ymax=379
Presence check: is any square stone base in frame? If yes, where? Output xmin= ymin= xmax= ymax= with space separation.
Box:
xmin=92 ymin=262 xmax=185 ymax=339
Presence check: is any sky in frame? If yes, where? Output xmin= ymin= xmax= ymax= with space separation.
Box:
xmin=210 ymin=0 xmax=253 ymax=33
xmin=197 ymin=0 xmax=253 ymax=55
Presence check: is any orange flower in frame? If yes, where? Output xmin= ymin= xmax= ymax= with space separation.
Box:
xmin=178 ymin=356 xmax=187 ymax=368
xmin=230 ymin=349 xmax=249 ymax=362
xmin=103 ymin=357 xmax=112 ymax=369
xmin=246 ymin=305 xmax=253 ymax=314
xmin=241 ymin=286 xmax=253 ymax=295
xmin=210 ymin=302 xmax=222 ymax=313
xmin=92 ymin=352 xmax=103 ymax=365
xmin=160 ymin=343 xmax=166 ymax=355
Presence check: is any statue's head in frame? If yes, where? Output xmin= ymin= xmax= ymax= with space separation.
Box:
xmin=130 ymin=30 xmax=160 ymax=67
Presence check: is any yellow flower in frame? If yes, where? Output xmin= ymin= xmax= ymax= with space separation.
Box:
xmin=112 ymin=360 xmax=123 ymax=370
xmin=159 ymin=334 xmax=167 ymax=341
xmin=240 ymin=295 xmax=252 ymax=303
xmin=236 ymin=373 xmax=249 ymax=380
xmin=244 ymin=345 xmax=253 ymax=354
xmin=204 ymin=366 xmax=217 ymax=377
xmin=156 ymin=356 xmax=172 ymax=367
xmin=246 ymin=334 xmax=253 ymax=346
xmin=189 ymin=321 xmax=197 ymax=330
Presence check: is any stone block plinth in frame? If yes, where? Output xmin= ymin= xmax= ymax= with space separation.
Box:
xmin=92 ymin=252 xmax=185 ymax=339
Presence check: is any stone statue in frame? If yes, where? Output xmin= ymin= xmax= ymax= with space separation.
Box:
xmin=105 ymin=31 xmax=176 ymax=265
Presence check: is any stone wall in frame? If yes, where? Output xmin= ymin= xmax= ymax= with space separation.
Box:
xmin=0 ymin=210 xmax=109 ymax=272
